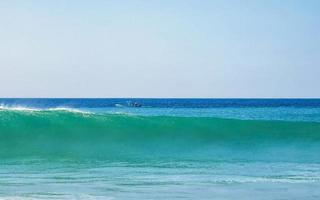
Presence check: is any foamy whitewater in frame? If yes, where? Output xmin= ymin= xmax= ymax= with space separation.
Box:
xmin=0 ymin=99 xmax=320 ymax=199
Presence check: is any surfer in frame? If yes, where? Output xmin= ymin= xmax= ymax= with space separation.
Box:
xmin=126 ymin=101 xmax=142 ymax=107
xmin=133 ymin=102 xmax=141 ymax=107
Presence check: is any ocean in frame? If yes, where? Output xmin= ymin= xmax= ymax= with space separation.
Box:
xmin=0 ymin=98 xmax=320 ymax=199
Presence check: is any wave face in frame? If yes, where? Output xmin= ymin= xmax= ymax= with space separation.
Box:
xmin=1 ymin=109 xmax=320 ymax=163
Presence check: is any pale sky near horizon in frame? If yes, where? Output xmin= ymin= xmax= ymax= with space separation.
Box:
xmin=0 ymin=0 xmax=319 ymax=98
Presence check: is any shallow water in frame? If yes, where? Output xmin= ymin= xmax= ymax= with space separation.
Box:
xmin=1 ymin=160 xmax=320 ymax=199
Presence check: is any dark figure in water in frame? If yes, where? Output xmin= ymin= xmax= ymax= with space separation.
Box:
xmin=132 ymin=102 xmax=141 ymax=107
xmin=127 ymin=101 xmax=142 ymax=107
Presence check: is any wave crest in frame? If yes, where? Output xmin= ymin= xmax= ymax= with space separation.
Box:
xmin=0 ymin=104 xmax=91 ymax=114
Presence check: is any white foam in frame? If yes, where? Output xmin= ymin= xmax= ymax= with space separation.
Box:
xmin=0 ymin=104 xmax=41 ymax=112
xmin=0 ymin=104 xmax=91 ymax=114
xmin=48 ymin=107 xmax=92 ymax=114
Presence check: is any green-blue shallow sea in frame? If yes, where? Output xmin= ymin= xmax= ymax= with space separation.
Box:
xmin=0 ymin=99 xmax=320 ymax=199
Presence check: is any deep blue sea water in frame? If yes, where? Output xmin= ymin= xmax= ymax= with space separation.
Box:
xmin=0 ymin=99 xmax=320 ymax=199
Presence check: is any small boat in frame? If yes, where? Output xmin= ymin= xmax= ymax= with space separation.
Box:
xmin=127 ymin=101 xmax=142 ymax=107
xmin=132 ymin=102 xmax=141 ymax=107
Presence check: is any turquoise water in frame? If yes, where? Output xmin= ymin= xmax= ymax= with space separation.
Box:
xmin=0 ymin=99 xmax=320 ymax=199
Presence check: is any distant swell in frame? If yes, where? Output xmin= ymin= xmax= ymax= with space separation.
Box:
xmin=1 ymin=109 xmax=320 ymax=162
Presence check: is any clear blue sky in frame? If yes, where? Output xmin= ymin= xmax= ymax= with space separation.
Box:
xmin=0 ymin=0 xmax=319 ymax=97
